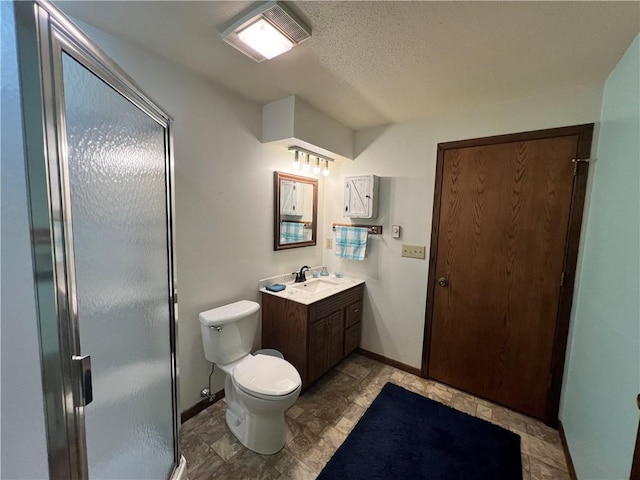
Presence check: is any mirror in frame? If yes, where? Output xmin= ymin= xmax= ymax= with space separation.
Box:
xmin=274 ymin=171 xmax=318 ymax=250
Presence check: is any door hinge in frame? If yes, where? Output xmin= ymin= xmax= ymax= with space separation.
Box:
xmin=560 ymin=271 xmax=565 ymax=286
xmin=572 ymin=158 xmax=591 ymax=176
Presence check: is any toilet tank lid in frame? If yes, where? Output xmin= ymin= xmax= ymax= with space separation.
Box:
xmin=199 ymin=300 xmax=260 ymax=326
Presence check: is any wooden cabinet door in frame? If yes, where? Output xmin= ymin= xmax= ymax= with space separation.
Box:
xmin=427 ymin=126 xmax=592 ymax=421
xmin=345 ymin=175 xmax=377 ymax=218
xmin=279 ymin=179 xmax=297 ymax=215
xmin=309 ymin=311 xmax=343 ymax=382
xmin=308 ymin=319 xmax=327 ymax=385
xmin=327 ymin=312 xmax=344 ymax=368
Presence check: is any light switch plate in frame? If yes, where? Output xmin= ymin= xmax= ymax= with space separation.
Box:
xmin=326 ymin=238 xmax=333 ymax=249
xmin=401 ymin=244 xmax=426 ymax=259
xmin=392 ymin=225 xmax=401 ymax=238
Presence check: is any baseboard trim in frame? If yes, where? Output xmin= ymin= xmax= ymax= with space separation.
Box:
xmin=356 ymin=348 xmax=422 ymax=377
xmin=180 ymin=389 xmax=225 ymax=424
xmin=558 ymin=421 xmax=578 ymax=480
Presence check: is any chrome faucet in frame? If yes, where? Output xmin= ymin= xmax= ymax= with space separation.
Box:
xmin=293 ymin=265 xmax=310 ymax=283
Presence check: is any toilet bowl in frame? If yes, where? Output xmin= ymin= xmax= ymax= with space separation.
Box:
xmin=199 ymin=301 xmax=302 ymax=455
xmin=220 ymin=354 xmax=301 ymax=454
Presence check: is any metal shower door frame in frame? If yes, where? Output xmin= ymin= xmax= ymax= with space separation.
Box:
xmin=15 ymin=1 xmax=180 ymax=478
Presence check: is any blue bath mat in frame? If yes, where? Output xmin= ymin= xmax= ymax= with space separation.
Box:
xmin=318 ymin=382 xmax=522 ymax=480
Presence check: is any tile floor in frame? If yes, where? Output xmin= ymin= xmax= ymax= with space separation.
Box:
xmin=181 ymin=354 xmax=569 ymax=480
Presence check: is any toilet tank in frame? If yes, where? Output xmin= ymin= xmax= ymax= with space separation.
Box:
xmin=199 ymin=300 xmax=260 ymax=365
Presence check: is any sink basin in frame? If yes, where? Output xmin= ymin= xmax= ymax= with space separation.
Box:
xmin=260 ymin=272 xmax=364 ymax=306
xmin=291 ymin=278 xmax=339 ymax=294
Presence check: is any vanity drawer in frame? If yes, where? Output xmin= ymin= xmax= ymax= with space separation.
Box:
xmin=344 ymin=323 xmax=361 ymax=355
xmin=312 ymin=284 xmax=363 ymax=320
xmin=345 ymin=301 xmax=362 ymax=329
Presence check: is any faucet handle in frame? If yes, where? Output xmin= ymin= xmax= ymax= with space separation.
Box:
xmin=293 ymin=267 xmax=309 ymax=283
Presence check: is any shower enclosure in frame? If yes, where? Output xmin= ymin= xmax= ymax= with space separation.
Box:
xmin=14 ymin=1 xmax=182 ymax=478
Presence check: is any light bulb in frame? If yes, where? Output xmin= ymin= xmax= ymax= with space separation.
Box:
xmin=312 ymin=157 xmax=321 ymax=174
xmin=302 ymin=153 xmax=311 ymax=171
xmin=322 ymin=160 xmax=330 ymax=176
xmin=292 ymin=150 xmax=300 ymax=169
xmin=237 ymin=19 xmax=293 ymax=60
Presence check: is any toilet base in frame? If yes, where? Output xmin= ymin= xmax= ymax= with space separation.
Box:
xmin=225 ymin=407 xmax=286 ymax=455
xmin=223 ymin=374 xmax=300 ymax=455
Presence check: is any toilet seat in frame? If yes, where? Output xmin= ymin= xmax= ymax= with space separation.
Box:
xmin=232 ymin=354 xmax=301 ymax=400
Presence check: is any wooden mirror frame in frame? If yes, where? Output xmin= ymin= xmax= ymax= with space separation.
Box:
xmin=274 ymin=171 xmax=318 ymax=251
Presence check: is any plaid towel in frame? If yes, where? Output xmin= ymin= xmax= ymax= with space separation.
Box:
xmin=335 ymin=226 xmax=368 ymax=260
xmin=280 ymin=221 xmax=305 ymax=243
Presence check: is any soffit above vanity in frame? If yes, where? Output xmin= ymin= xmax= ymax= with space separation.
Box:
xmin=262 ymin=95 xmax=354 ymax=162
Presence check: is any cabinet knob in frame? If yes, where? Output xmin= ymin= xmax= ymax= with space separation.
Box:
xmin=353 ymin=309 xmax=360 ymax=314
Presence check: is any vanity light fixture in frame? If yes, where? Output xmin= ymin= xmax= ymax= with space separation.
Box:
xmin=287 ymin=146 xmax=333 ymax=177
xmin=302 ymin=153 xmax=311 ymax=172
xmin=221 ymin=1 xmax=311 ymax=62
xmin=322 ymin=160 xmax=330 ymax=176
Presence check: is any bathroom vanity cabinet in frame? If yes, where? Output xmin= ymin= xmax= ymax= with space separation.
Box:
xmin=261 ymin=284 xmax=363 ymax=390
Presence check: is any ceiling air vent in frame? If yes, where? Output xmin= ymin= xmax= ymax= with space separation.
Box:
xmin=221 ymin=1 xmax=311 ymax=62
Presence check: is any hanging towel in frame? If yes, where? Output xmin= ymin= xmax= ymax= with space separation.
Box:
xmin=280 ymin=221 xmax=305 ymax=243
xmin=335 ymin=226 xmax=368 ymax=260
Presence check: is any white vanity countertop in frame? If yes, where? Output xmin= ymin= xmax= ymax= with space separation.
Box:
xmin=259 ymin=274 xmax=364 ymax=305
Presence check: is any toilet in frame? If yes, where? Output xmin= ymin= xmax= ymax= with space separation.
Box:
xmin=198 ymin=300 xmax=302 ymax=455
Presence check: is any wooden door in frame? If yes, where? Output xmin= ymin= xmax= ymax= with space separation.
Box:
xmin=423 ymin=125 xmax=593 ymax=423
xmin=632 ymin=395 xmax=640 ymax=480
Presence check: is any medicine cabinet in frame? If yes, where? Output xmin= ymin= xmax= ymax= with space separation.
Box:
xmin=344 ymin=174 xmax=379 ymax=219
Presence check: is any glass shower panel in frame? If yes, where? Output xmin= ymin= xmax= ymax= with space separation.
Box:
xmin=62 ymin=53 xmax=174 ymax=479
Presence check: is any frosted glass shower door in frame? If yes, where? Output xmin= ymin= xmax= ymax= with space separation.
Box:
xmin=61 ymin=52 xmax=176 ymax=479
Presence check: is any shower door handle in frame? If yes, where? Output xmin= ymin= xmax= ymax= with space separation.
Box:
xmin=72 ymin=354 xmax=93 ymax=407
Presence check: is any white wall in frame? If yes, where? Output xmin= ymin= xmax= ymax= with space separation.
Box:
xmin=560 ymin=35 xmax=639 ymax=479
xmin=322 ymin=83 xmax=604 ymax=369
xmin=0 ymin=2 xmax=50 ymax=477
xmin=70 ymin=15 xmax=606 ymax=410
xmin=78 ymin=24 xmax=324 ymax=410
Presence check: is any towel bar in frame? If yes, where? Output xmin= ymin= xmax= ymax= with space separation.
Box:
xmin=283 ymin=220 xmax=313 ymax=229
xmin=332 ymin=223 xmax=382 ymax=235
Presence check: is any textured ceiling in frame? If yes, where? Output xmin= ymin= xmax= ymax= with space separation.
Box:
xmin=58 ymin=1 xmax=640 ymax=131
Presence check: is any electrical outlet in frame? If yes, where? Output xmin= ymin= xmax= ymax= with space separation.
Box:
xmin=326 ymin=238 xmax=333 ymax=249
xmin=401 ymin=244 xmax=426 ymax=259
